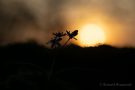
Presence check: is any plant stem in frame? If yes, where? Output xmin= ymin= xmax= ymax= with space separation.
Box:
xmin=63 ymin=38 xmax=70 ymax=47
xmin=48 ymin=56 xmax=55 ymax=80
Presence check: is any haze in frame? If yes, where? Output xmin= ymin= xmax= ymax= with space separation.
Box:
xmin=0 ymin=0 xmax=135 ymax=47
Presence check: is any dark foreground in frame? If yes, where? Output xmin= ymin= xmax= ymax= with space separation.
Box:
xmin=0 ymin=42 xmax=134 ymax=89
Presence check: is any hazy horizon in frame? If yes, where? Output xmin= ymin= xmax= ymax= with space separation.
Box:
xmin=1 ymin=0 xmax=135 ymax=47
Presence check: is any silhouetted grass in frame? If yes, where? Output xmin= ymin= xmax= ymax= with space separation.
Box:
xmin=0 ymin=42 xmax=134 ymax=89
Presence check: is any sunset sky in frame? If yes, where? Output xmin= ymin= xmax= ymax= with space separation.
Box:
xmin=0 ymin=0 xmax=135 ymax=47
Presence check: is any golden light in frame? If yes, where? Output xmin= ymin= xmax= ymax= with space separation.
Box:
xmin=78 ymin=24 xmax=106 ymax=47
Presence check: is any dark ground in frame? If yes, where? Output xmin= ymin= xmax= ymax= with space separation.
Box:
xmin=0 ymin=42 xmax=134 ymax=89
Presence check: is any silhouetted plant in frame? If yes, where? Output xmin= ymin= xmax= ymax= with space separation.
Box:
xmin=47 ymin=32 xmax=66 ymax=48
xmin=47 ymin=30 xmax=78 ymax=48
xmin=63 ymin=30 xmax=78 ymax=47
xmin=52 ymin=32 xmax=66 ymax=37
xmin=47 ymin=30 xmax=78 ymax=80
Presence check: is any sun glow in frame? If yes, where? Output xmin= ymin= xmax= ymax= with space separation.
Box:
xmin=78 ymin=24 xmax=106 ymax=47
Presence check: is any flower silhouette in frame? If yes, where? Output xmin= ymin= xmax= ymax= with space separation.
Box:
xmin=47 ymin=30 xmax=78 ymax=80
xmin=66 ymin=30 xmax=78 ymax=40
xmin=49 ymin=38 xmax=62 ymax=48
xmin=47 ymin=32 xmax=66 ymax=48
xmin=63 ymin=30 xmax=78 ymax=46
xmin=47 ymin=30 xmax=78 ymax=48
xmin=53 ymin=32 xmax=66 ymax=37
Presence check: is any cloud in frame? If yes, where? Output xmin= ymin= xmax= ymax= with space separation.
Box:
xmin=0 ymin=0 xmax=66 ymax=45
xmin=0 ymin=0 xmax=135 ymax=47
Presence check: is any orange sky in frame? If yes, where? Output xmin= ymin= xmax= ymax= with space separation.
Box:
xmin=0 ymin=0 xmax=135 ymax=47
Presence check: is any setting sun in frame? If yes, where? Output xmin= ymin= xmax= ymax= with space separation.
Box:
xmin=78 ymin=24 xmax=106 ymax=47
